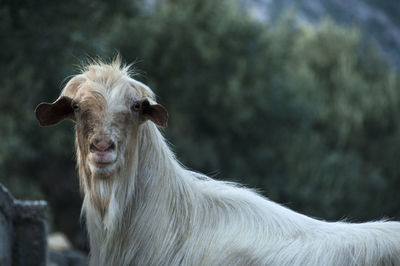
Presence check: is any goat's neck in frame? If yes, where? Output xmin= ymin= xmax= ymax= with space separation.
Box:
xmin=135 ymin=122 xmax=182 ymax=203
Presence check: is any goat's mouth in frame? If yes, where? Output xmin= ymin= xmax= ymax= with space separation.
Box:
xmin=88 ymin=160 xmax=117 ymax=179
xmin=87 ymin=138 xmax=118 ymax=178
xmin=88 ymin=151 xmax=118 ymax=178
xmin=90 ymin=151 xmax=116 ymax=164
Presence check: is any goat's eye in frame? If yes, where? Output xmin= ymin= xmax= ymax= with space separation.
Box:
xmin=72 ymin=102 xmax=80 ymax=111
xmin=131 ymin=101 xmax=141 ymax=112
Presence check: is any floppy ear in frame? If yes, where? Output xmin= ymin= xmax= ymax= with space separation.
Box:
xmin=35 ymin=96 xmax=74 ymax=126
xmin=139 ymin=99 xmax=168 ymax=127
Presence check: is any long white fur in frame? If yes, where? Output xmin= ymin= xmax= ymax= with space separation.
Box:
xmin=62 ymin=59 xmax=400 ymax=265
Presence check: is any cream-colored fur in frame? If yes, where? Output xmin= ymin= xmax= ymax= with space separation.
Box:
xmin=53 ymin=58 xmax=400 ymax=265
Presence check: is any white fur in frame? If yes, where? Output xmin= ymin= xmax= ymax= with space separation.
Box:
xmin=63 ymin=60 xmax=400 ymax=265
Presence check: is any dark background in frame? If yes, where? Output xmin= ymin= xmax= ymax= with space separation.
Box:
xmin=1 ymin=0 xmax=400 ymax=251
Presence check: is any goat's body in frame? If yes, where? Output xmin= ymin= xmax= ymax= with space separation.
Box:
xmin=83 ymin=123 xmax=400 ymax=266
xmin=36 ymin=59 xmax=400 ymax=265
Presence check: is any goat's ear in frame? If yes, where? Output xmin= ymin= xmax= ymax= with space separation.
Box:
xmin=35 ymin=96 xmax=74 ymax=126
xmin=139 ymin=99 xmax=168 ymax=127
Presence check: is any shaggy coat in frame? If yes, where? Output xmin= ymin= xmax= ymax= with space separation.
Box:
xmin=36 ymin=59 xmax=400 ymax=266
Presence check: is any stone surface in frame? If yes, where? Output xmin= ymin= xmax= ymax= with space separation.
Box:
xmin=0 ymin=211 xmax=11 ymax=266
xmin=0 ymin=183 xmax=49 ymax=266
xmin=0 ymin=183 xmax=88 ymax=266
xmin=48 ymin=232 xmax=72 ymax=251
xmin=48 ymin=249 xmax=88 ymax=266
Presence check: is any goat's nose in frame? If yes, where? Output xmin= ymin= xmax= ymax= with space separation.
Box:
xmin=90 ymin=137 xmax=115 ymax=153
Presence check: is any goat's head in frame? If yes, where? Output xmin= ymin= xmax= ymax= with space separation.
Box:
xmin=35 ymin=61 xmax=168 ymax=181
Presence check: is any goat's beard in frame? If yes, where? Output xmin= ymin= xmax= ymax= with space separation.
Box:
xmin=76 ymin=130 xmax=138 ymax=217
xmin=76 ymin=140 xmax=119 ymax=215
xmin=91 ymin=176 xmax=115 ymax=216
xmin=82 ymin=155 xmax=121 ymax=216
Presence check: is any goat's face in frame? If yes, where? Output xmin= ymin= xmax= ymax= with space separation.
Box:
xmin=35 ymin=66 xmax=167 ymax=180
xmin=74 ymin=86 xmax=129 ymax=179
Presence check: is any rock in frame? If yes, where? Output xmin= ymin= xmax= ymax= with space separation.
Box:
xmin=48 ymin=232 xmax=72 ymax=251
xmin=0 ymin=183 xmax=87 ymax=266
xmin=0 ymin=183 xmax=48 ymax=266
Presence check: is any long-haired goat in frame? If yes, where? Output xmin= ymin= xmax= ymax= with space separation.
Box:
xmin=35 ymin=58 xmax=400 ymax=265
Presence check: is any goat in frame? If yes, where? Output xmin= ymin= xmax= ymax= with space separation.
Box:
xmin=35 ymin=58 xmax=400 ymax=265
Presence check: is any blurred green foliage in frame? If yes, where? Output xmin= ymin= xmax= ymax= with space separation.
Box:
xmin=1 ymin=0 xmax=399 ymax=249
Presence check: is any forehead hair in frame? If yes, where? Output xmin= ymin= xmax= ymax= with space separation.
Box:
xmin=63 ymin=57 xmax=155 ymax=101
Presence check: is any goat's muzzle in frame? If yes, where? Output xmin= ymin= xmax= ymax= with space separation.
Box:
xmin=88 ymin=137 xmax=117 ymax=178
xmin=90 ymin=137 xmax=115 ymax=153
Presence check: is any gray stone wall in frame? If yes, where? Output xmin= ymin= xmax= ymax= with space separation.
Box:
xmin=0 ymin=183 xmax=87 ymax=266
xmin=0 ymin=183 xmax=48 ymax=266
